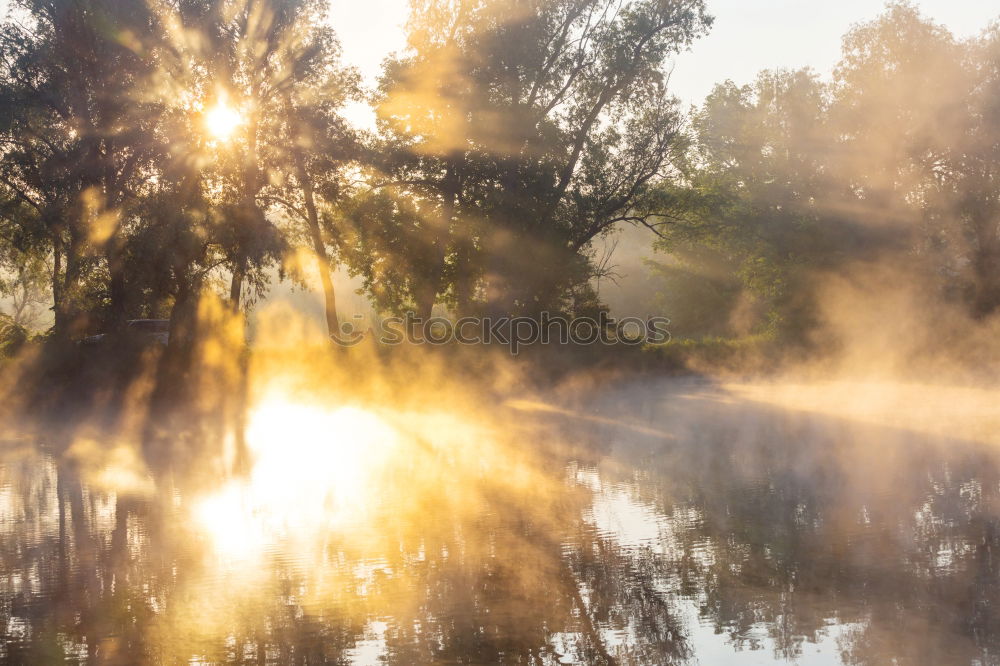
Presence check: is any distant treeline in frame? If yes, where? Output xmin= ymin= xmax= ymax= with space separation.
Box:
xmin=650 ymin=3 xmax=1000 ymax=343
xmin=0 ymin=0 xmax=997 ymax=357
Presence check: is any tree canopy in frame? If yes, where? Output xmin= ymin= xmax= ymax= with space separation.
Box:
xmin=649 ymin=2 xmax=1000 ymax=342
xmin=0 ymin=0 xmax=997 ymax=358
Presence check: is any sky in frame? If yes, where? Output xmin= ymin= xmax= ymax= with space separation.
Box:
xmin=0 ymin=0 xmax=995 ymax=99
xmin=667 ymin=0 xmax=999 ymax=107
xmin=330 ymin=0 xmax=1000 ymax=107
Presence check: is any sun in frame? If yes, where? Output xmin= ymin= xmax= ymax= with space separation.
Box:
xmin=204 ymin=100 xmax=242 ymax=141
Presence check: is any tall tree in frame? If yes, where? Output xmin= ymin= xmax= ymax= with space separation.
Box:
xmin=832 ymin=2 xmax=1000 ymax=317
xmin=0 ymin=198 xmax=49 ymax=330
xmin=650 ymin=70 xmax=865 ymax=340
xmin=178 ymin=0 xmax=357 ymax=321
xmin=648 ymin=2 xmax=1000 ymax=342
xmin=0 ymin=0 xmax=168 ymax=338
xmin=274 ymin=34 xmax=359 ymax=337
xmin=348 ymin=0 xmax=711 ymax=319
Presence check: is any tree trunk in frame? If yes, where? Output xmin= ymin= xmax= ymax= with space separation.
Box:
xmin=413 ymin=229 xmax=448 ymax=338
xmin=51 ymin=232 xmax=63 ymax=334
xmin=55 ymin=225 xmax=83 ymax=339
xmin=107 ymin=240 xmax=128 ymax=333
xmin=229 ymin=256 xmax=245 ymax=309
xmin=231 ymin=109 xmax=260 ymax=312
xmin=453 ymin=236 xmax=476 ymax=317
xmin=414 ymin=161 xmax=460 ymax=330
xmin=971 ymin=213 xmax=1000 ymax=318
xmin=291 ymin=147 xmax=339 ymax=337
xmin=415 ymin=280 xmax=439 ymax=326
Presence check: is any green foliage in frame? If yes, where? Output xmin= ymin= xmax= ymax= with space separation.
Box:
xmin=0 ymin=313 xmax=28 ymax=357
xmin=650 ymin=69 xmax=842 ymax=341
xmin=0 ymin=0 xmax=358 ymax=341
xmin=345 ymin=0 xmax=712 ymax=317
xmin=642 ymin=334 xmax=785 ymax=375
xmin=649 ymin=2 xmax=1000 ymax=344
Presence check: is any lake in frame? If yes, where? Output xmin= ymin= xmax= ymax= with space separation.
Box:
xmin=1 ymin=378 xmax=998 ymax=664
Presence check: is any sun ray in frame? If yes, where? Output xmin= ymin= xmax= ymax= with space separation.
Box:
xmin=204 ymin=99 xmax=242 ymax=141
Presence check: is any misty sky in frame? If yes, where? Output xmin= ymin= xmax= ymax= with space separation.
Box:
xmin=0 ymin=0 xmax=994 ymax=112
xmin=0 ymin=0 xmax=996 ymax=103
xmin=331 ymin=0 xmax=999 ymax=107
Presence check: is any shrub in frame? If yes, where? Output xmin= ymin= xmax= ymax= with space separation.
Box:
xmin=0 ymin=315 xmax=28 ymax=357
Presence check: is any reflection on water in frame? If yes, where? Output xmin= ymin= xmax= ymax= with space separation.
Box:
xmin=196 ymin=400 xmax=402 ymax=558
xmin=2 ymin=379 xmax=999 ymax=664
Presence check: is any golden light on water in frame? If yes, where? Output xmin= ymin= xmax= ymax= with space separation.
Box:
xmin=723 ymin=381 xmax=1000 ymax=447
xmin=195 ymin=399 xmax=401 ymax=557
xmin=204 ymin=99 xmax=242 ymax=141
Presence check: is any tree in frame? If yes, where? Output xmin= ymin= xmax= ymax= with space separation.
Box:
xmin=347 ymin=0 xmax=711 ymax=319
xmin=650 ymin=3 xmax=1000 ymax=341
xmin=0 ymin=193 xmax=50 ymax=330
xmin=962 ymin=24 xmax=1000 ymax=317
xmin=0 ymin=0 xmax=168 ymax=339
xmin=274 ymin=35 xmax=359 ymax=337
xmin=832 ymin=2 xmax=1000 ymax=318
xmin=651 ymin=70 xmax=858 ymax=340
xmin=0 ymin=247 xmax=49 ymax=330
xmin=178 ymin=0 xmax=357 ymax=326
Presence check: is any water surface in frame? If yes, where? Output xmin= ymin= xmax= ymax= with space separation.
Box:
xmin=2 ymin=379 xmax=998 ymax=664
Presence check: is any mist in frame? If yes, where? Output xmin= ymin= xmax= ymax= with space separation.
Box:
xmin=1 ymin=0 xmax=999 ymax=663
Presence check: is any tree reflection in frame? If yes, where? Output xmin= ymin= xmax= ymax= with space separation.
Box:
xmin=567 ymin=380 xmax=1000 ymax=664
xmin=2 ymin=381 xmax=1000 ymax=664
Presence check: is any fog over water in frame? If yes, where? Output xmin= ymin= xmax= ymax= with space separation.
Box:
xmin=3 ymin=374 xmax=1000 ymax=663
xmin=1 ymin=0 xmax=1000 ymax=663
